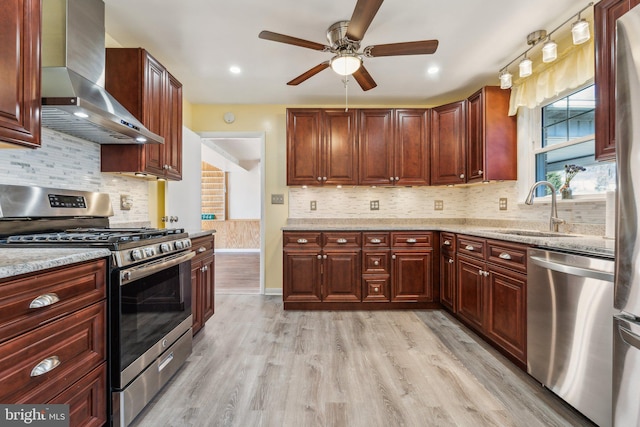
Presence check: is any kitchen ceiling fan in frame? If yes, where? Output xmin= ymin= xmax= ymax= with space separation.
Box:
xmin=258 ymin=0 xmax=438 ymax=91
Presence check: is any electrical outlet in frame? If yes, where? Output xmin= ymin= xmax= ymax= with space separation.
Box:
xmin=370 ymin=200 xmax=380 ymax=210
xmin=271 ymin=194 xmax=284 ymax=204
xmin=434 ymin=200 xmax=444 ymax=211
xmin=120 ymin=194 xmax=132 ymax=210
xmin=499 ymin=198 xmax=508 ymax=210
xmin=310 ymin=200 xmax=317 ymax=211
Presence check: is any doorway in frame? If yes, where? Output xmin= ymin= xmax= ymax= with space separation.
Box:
xmin=199 ymin=132 xmax=265 ymax=295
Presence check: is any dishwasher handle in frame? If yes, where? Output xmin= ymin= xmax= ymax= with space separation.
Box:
xmin=529 ymin=255 xmax=614 ymax=282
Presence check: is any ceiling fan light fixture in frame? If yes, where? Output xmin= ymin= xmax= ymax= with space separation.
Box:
xmin=330 ymin=53 xmax=362 ymax=76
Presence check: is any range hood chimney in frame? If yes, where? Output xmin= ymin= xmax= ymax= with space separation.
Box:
xmin=41 ymin=0 xmax=164 ymax=145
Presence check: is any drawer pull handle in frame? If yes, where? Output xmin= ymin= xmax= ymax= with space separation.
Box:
xmin=371 ymin=238 xmax=382 ymax=244
xmin=499 ymin=253 xmax=512 ymax=260
xmin=337 ymin=238 xmax=347 ymax=244
xmin=374 ymin=260 xmax=380 ymax=266
xmin=448 ymin=258 xmax=454 ymax=264
xmin=30 ymin=356 xmax=60 ymax=377
xmin=158 ymin=352 xmax=174 ymax=372
xmin=297 ymin=238 xmax=308 ymax=244
xmin=197 ymin=247 xmax=207 ymax=253
xmin=465 ymin=245 xmax=475 ymax=251
xmin=406 ymin=238 xmax=417 ymax=244
xmin=443 ymin=240 xmax=451 ymax=246
xmin=29 ymin=293 xmax=60 ymax=309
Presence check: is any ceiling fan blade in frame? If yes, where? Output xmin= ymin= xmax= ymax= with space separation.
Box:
xmin=366 ymin=40 xmax=439 ymax=57
xmin=346 ymin=0 xmax=384 ymax=41
xmin=352 ymin=65 xmax=377 ymax=91
xmin=287 ymin=62 xmax=331 ymax=86
xmin=259 ymin=30 xmax=328 ymax=51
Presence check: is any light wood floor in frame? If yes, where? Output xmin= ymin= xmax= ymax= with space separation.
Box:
xmin=215 ymin=252 xmax=260 ymax=294
xmin=131 ymin=295 xmax=593 ymax=427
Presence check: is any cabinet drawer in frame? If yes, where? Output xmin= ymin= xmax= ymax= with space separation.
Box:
xmin=363 ymin=232 xmax=391 ymax=248
xmin=362 ymin=276 xmax=390 ymax=302
xmin=391 ymin=232 xmax=433 ymax=248
xmin=457 ymin=235 xmax=486 ymax=259
xmin=0 ymin=259 xmax=107 ymax=343
xmin=191 ymin=234 xmax=214 ymax=258
xmin=283 ymin=232 xmax=322 ymax=249
xmin=487 ymin=240 xmax=528 ymax=273
xmin=441 ymin=232 xmax=456 ymax=251
xmin=324 ymin=232 xmax=361 ymax=248
xmin=0 ymin=301 xmax=106 ymax=403
xmin=363 ymin=251 xmax=390 ymax=273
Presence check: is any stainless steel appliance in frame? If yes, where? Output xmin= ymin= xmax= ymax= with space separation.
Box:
xmin=614 ymin=5 xmax=640 ymax=426
xmin=527 ymin=248 xmax=615 ymax=427
xmin=0 ymin=184 xmax=193 ymax=427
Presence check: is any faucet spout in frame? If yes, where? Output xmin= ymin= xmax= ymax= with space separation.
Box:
xmin=525 ymin=181 xmax=565 ymax=232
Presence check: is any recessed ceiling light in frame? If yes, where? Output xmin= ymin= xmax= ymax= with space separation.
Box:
xmin=229 ymin=66 xmax=241 ymax=74
xmin=427 ymin=66 xmax=440 ymax=75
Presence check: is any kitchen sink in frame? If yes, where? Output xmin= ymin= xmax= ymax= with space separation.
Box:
xmin=481 ymin=229 xmax=574 ymax=238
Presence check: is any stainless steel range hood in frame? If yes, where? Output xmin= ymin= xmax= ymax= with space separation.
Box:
xmin=41 ymin=0 xmax=163 ymax=145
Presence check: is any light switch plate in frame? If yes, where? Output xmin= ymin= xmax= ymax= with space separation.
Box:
xmin=310 ymin=200 xmax=317 ymax=211
xmin=271 ymin=194 xmax=284 ymax=204
xmin=370 ymin=200 xmax=380 ymax=210
xmin=499 ymin=198 xmax=508 ymax=210
xmin=434 ymin=200 xmax=444 ymax=211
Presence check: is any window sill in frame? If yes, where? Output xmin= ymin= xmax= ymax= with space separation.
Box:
xmin=517 ymin=194 xmax=607 ymax=205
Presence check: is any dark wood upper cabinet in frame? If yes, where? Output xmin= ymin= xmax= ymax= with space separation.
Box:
xmin=358 ymin=109 xmax=394 ymax=186
xmin=394 ymin=109 xmax=430 ymax=186
xmin=323 ymin=109 xmax=358 ymax=186
xmin=594 ymin=0 xmax=640 ymax=161
xmin=287 ymin=109 xmax=322 ymax=186
xmin=466 ymin=87 xmax=517 ymax=183
xmin=101 ymin=48 xmax=183 ymax=180
xmin=431 ymin=101 xmax=466 ymax=185
xmin=0 ymin=0 xmax=41 ymax=148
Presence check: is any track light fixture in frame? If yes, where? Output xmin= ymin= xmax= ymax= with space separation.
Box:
xmin=498 ymin=2 xmax=593 ymax=89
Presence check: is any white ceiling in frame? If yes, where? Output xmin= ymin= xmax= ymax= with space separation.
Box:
xmin=103 ymin=0 xmax=589 ymax=107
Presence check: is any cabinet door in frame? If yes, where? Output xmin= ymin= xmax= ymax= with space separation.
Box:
xmin=394 ymin=109 xmax=430 ymax=185
xmin=143 ymin=54 xmax=166 ymax=177
xmin=323 ymin=109 xmax=358 ymax=185
xmin=323 ymin=250 xmax=361 ymax=302
xmin=431 ymin=101 xmax=466 ymax=185
xmin=358 ymin=109 xmax=394 ymax=185
xmin=287 ymin=109 xmax=322 ymax=185
xmin=391 ymin=250 xmax=433 ymax=302
xmin=466 ymin=90 xmax=484 ymax=182
xmin=283 ymin=250 xmax=321 ymax=302
xmin=457 ymin=255 xmax=484 ymax=331
xmin=440 ymin=251 xmax=456 ymax=312
xmin=164 ymin=72 xmax=183 ymax=180
xmin=190 ymin=262 xmax=202 ymax=335
xmin=0 ymin=0 xmax=40 ymax=148
xmin=594 ymin=0 xmax=640 ymax=161
xmin=485 ymin=265 xmax=526 ymax=363
xmin=201 ymin=254 xmax=215 ymax=323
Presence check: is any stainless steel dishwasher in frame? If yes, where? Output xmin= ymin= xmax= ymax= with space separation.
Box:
xmin=527 ymin=248 xmax=615 ymax=427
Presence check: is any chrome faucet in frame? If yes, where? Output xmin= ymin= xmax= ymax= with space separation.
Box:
xmin=525 ymin=181 xmax=565 ymax=232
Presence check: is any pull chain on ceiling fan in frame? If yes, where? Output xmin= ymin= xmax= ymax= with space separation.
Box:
xmin=258 ymin=0 xmax=439 ymax=91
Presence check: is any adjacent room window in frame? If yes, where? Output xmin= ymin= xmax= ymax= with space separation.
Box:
xmin=533 ymin=84 xmax=616 ymax=197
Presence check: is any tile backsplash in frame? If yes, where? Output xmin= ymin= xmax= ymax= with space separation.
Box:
xmin=0 ymin=128 xmax=149 ymax=225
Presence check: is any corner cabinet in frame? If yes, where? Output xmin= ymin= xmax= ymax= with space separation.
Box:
xmin=101 ymin=48 xmax=183 ymax=180
xmin=594 ymin=0 xmax=640 ymax=161
xmin=430 ymin=101 xmax=466 ymax=185
xmin=286 ymin=109 xmax=358 ymax=186
xmin=0 ymin=0 xmax=41 ymax=148
xmin=466 ymin=87 xmax=516 ymax=182
xmin=191 ymin=234 xmax=215 ymax=335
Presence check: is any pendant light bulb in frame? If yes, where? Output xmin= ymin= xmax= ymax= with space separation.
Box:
xmin=542 ymin=39 xmax=558 ymax=63
xmin=572 ymin=18 xmax=590 ymax=45
xmin=519 ymin=57 xmax=533 ymax=78
xmin=499 ymin=71 xmax=512 ymax=89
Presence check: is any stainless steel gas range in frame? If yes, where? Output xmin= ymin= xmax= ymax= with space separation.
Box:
xmin=0 ymin=184 xmax=194 ymax=427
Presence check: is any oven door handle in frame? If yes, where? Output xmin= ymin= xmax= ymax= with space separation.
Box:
xmin=120 ymin=251 xmax=195 ymax=285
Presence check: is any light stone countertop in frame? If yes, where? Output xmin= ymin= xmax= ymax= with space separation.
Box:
xmin=0 ymin=248 xmax=111 ymax=280
xmin=186 ymin=229 xmax=216 ymax=240
xmin=282 ymin=220 xmax=615 ymax=258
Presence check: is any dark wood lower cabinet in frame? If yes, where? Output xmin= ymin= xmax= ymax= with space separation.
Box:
xmin=457 ymin=255 xmax=485 ymax=331
xmin=191 ymin=234 xmax=215 ymax=335
xmin=283 ymin=249 xmax=322 ymax=303
xmin=323 ymin=250 xmax=361 ymax=302
xmin=392 ymin=250 xmax=433 ymax=302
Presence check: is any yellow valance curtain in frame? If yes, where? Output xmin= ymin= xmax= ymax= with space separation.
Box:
xmin=508 ymin=36 xmax=594 ymax=116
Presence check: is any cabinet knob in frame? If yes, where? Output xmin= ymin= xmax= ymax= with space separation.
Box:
xmin=323 ymin=177 xmax=327 ymax=181
xmin=323 ymin=255 xmax=327 ymax=259
xmin=371 ymin=238 xmax=382 ymax=244
xmin=389 ymin=177 xmax=394 ymax=182
xmin=202 ymin=265 xmax=208 ymax=272
xmin=465 ymin=245 xmax=475 ymax=251
xmin=443 ymin=240 xmax=451 ymax=246
xmin=30 ymin=356 xmax=61 ymax=377
xmin=197 ymin=247 xmax=207 ymax=253
xmin=460 ymin=173 xmax=465 ymax=179
xmin=29 ymin=293 xmax=60 ymax=309
xmin=317 ymin=254 xmax=322 ymax=259
xmin=479 ymin=269 xmax=484 ymax=275
xmin=484 ymin=271 xmax=490 ymax=277
xmin=448 ymin=258 xmax=454 ymax=264
xmin=499 ymin=253 xmax=512 ymax=260
xmin=374 ymin=287 xmax=379 ymax=293
xmin=374 ymin=260 xmax=380 ymax=266
xmin=392 ymin=254 xmax=396 ymax=260
xmin=297 ymin=238 xmax=308 ymax=244
xmin=478 ymin=170 xmax=484 ymax=176
xmin=317 ymin=177 xmax=322 ymax=181
xmin=406 ymin=238 xmax=417 ymax=244
xmin=337 ymin=238 xmax=347 ymax=244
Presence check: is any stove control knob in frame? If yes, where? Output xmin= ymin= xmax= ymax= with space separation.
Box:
xmin=183 ymin=239 xmax=191 ymax=248
xmin=144 ymin=247 xmax=156 ymax=257
xmin=160 ymin=243 xmax=172 ymax=253
xmin=174 ymin=241 xmax=184 ymax=250
xmin=130 ymin=249 xmax=144 ymax=261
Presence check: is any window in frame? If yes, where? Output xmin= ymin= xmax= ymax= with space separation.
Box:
xmin=533 ymin=84 xmax=616 ymax=197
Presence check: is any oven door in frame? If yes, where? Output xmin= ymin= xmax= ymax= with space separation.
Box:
xmin=111 ymin=250 xmax=194 ymax=388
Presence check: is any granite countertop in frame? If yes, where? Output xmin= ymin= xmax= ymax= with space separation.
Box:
xmin=186 ymin=229 xmax=216 ymax=239
xmin=0 ymin=248 xmax=112 ymax=280
xmin=282 ymin=220 xmax=615 ymax=258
